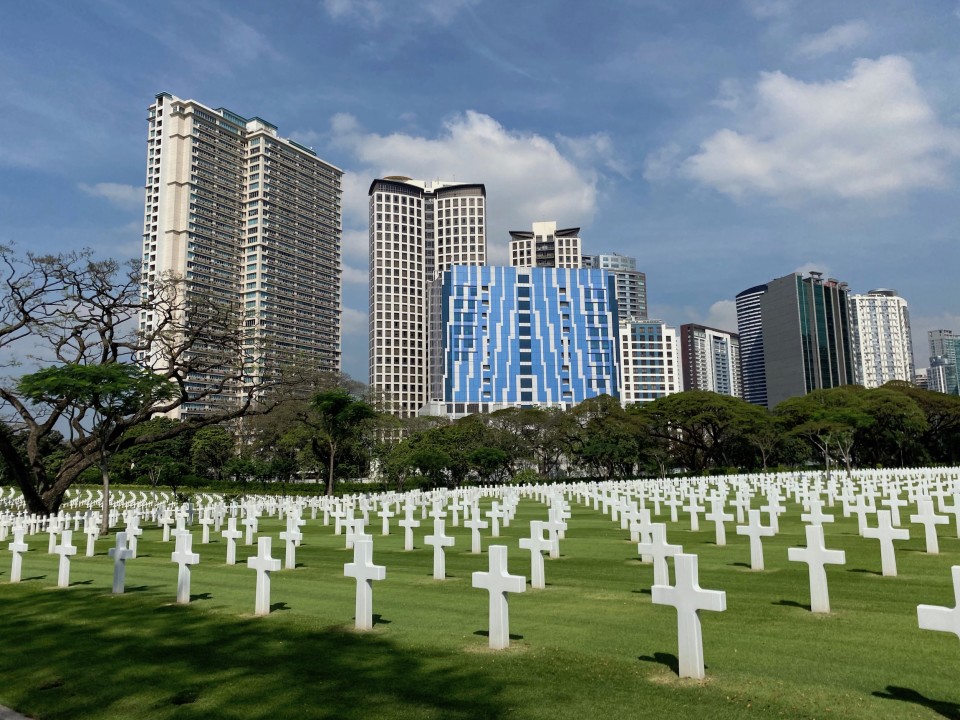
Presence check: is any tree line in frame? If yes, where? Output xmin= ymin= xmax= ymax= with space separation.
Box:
xmin=2 ymin=246 xmax=958 ymax=513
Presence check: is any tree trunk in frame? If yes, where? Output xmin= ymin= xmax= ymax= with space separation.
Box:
xmin=326 ymin=440 xmax=336 ymax=497
xmin=99 ymin=459 xmax=111 ymax=536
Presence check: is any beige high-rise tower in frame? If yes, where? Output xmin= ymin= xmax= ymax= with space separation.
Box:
xmin=141 ymin=92 xmax=342 ymax=418
xmin=368 ymin=177 xmax=486 ymax=418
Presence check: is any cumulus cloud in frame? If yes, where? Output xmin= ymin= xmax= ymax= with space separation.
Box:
xmin=340 ymin=306 xmax=368 ymax=334
xmin=679 ymin=56 xmax=960 ymax=201
xmin=797 ymin=20 xmax=870 ymax=58
xmin=332 ymin=110 xmax=603 ymax=263
xmin=341 ymin=263 xmax=368 ymax=284
xmin=704 ymin=300 xmax=739 ymax=333
xmin=79 ymin=182 xmax=144 ymax=210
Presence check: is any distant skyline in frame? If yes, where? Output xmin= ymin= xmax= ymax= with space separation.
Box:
xmin=2 ymin=0 xmax=958 ymax=381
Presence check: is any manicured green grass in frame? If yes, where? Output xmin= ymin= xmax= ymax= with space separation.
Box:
xmin=1 ymin=495 xmax=958 ymax=719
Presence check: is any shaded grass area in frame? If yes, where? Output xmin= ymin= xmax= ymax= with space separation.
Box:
xmin=1 ymin=498 xmax=958 ymax=719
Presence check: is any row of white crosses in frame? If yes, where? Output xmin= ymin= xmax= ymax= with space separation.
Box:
xmin=5 ymin=472 xmax=959 ymax=675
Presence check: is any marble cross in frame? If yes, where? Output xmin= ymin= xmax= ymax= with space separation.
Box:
xmin=518 ymin=521 xmax=554 ymax=589
xmin=171 ymin=532 xmax=200 ymax=604
xmin=918 ymin=565 xmax=960 ymax=640
xmin=221 ymin=516 xmax=243 ymax=565
xmin=638 ymin=523 xmax=682 ymax=587
xmin=788 ymin=524 xmax=845 ymax=613
xmin=8 ymin=526 xmax=28 ymax=583
xmin=472 ymin=545 xmax=526 ymax=649
xmin=705 ymin=498 xmax=733 ymax=546
xmin=424 ymin=517 xmax=454 ymax=580
xmin=108 ymin=531 xmax=134 ymax=594
xmin=247 ymin=536 xmax=282 ymax=616
xmin=344 ymin=539 xmax=386 ymax=630
xmin=651 ymin=553 xmax=726 ymax=680
xmin=862 ymin=509 xmax=910 ymax=576
xmin=54 ymin=529 xmax=77 ymax=589
xmin=910 ymin=499 xmax=949 ymax=554
xmin=735 ymin=509 xmax=775 ymax=571
xmin=464 ymin=510 xmax=489 ymax=554
xmin=398 ymin=506 xmax=420 ymax=551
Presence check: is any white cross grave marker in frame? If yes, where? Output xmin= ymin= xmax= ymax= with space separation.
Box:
xmin=171 ymin=532 xmax=200 ymax=604
xmin=464 ymin=509 xmax=489 ymax=554
xmin=910 ymin=499 xmax=949 ymax=554
xmin=472 ymin=545 xmax=526 ymax=649
xmin=8 ymin=526 xmax=27 ymax=583
xmin=651 ymin=553 xmax=726 ymax=680
xmin=344 ymin=539 xmax=386 ymax=630
xmin=424 ymin=517 xmax=454 ymax=580
xmin=862 ymin=509 xmax=910 ymax=576
xmin=221 ymin=517 xmax=243 ymax=565
xmin=108 ymin=531 xmax=134 ymax=594
xmin=399 ymin=506 xmax=420 ymax=551
xmin=787 ymin=524 xmax=845 ymax=613
xmin=247 ymin=536 xmax=282 ymax=615
xmin=54 ymin=529 xmax=77 ymax=589
xmin=735 ymin=509 xmax=775 ymax=571
xmin=638 ymin=523 xmax=682 ymax=587
xmin=519 ymin=520 xmax=554 ymax=589
xmin=917 ymin=566 xmax=960 ymax=639
xmin=705 ymin=498 xmax=734 ymax=546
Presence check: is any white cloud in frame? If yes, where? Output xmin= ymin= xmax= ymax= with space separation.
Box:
xmin=797 ymin=20 xmax=870 ymax=59
xmin=704 ymin=300 xmax=739 ymax=333
xmin=643 ymin=143 xmax=682 ymax=182
xmin=680 ymin=56 xmax=960 ymax=201
xmin=342 ymin=263 xmax=367 ymax=284
xmin=556 ymin=132 xmax=629 ymax=178
xmin=78 ymin=182 xmax=144 ymax=210
xmin=341 ymin=306 xmax=368 ymax=335
xmin=332 ymin=110 xmax=603 ymax=264
xmin=793 ymin=262 xmax=831 ymax=278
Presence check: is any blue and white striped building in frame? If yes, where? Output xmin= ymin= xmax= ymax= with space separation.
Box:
xmin=425 ymin=265 xmax=620 ymax=418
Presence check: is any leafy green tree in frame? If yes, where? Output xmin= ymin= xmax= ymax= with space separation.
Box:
xmin=857 ymin=387 xmax=927 ymax=467
xmin=310 ymin=388 xmax=378 ymax=496
xmin=190 ymin=426 xmax=235 ymax=482
xmin=775 ymin=387 xmax=873 ymax=478
xmin=18 ymin=363 xmax=174 ymax=534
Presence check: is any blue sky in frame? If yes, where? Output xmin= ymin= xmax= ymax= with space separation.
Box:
xmin=2 ymin=0 xmax=959 ymax=381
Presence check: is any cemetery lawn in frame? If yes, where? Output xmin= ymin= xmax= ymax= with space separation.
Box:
xmin=1 ymin=498 xmax=958 ymax=720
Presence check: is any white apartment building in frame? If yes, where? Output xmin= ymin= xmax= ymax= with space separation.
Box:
xmin=368 ymin=177 xmax=486 ymax=418
xmin=679 ymin=324 xmax=743 ymax=398
xmin=618 ymin=319 xmax=682 ymax=405
xmin=141 ymin=92 xmax=342 ymax=418
xmin=850 ymin=289 xmax=914 ymax=388
xmin=509 ymin=221 xmax=581 ymax=268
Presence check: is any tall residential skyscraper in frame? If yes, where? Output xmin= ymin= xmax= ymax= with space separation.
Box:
xmin=679 ymin=324 xmax=742 ymax=398
xmin=582 ymin=253 xmax=648 ymax=321
xmin=618 ymin=319 xmax=681 ymax=405
xmin=141 ymin=93 xmax=342 ymax=418
xmin=368 ymin=177 xmax=486 ymax=418
xmin=509 ymin=221 xmax=581 ymax=268
xmin=929 ymin=329 xmax=956 ymax=361
xmin=761 ymin=272 xmax=855 ymax=407
xmin=849 ymin=289 xmax=914 ymax=388
xmin=426 ymin=265 xmax=618 ymax=417
xmin=735 ymin=284 xmax=768 ymax=406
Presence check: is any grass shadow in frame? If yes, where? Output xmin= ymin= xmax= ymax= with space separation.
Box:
xmin=774 ymin=599 xmax=811 ymax=611
xmin=372 ymin=614 xmax=391 ymax=626
xmin=270 ymin=601 xmax=291 ymax=612
xmin=0 ymin=584 xmax=509 ymax=719
xmin=638 ymin=652 xmax=680 ymax=674
xmin=872 ymin=685 xmax=960 ymax=719
xmin=729 ymin=562 xmax=751 ymax=569
xmin=848 ymin=568 xmax=883 ymax=576
xmin=473 ymin=630 xmax=523 ymax=641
